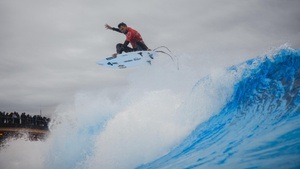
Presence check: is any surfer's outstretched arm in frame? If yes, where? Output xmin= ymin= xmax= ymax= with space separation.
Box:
xmin=105 ymin=24 xmax=122 ymax=33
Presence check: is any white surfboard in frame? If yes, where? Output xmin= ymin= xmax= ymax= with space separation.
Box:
xmin=97 ymin=51 xmax=157 ymax=69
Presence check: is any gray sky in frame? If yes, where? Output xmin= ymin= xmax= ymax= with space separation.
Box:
xmin=1 ymin=0 xmax=299 ymax=117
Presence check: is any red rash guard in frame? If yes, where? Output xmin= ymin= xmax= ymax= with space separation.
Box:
xmin=125 ymin=27 xmax=144 ymax=48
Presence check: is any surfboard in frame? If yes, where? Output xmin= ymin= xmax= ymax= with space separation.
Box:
xmin=97 ymin=51 xmax=157 ymax=69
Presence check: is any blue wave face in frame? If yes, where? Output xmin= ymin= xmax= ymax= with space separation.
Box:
xmin=2 ymin=48 xmax=299 ymax=169
xmin=138 ymin=48 xmax=300 ymax=169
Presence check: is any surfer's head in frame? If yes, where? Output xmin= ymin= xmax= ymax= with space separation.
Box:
xmin=118 ymin=22 xmax=128 ymax=33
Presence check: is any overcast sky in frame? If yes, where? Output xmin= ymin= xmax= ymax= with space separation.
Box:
xmin=1 ymin=0 xmax=299 ymax=116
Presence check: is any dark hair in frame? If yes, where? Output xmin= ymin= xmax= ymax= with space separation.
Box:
xmin=118 ymin=22 xmax=127 ymax=28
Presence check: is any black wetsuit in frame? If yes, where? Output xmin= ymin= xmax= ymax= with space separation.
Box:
xmin=112 ymin=27 xmax=148 ymax=54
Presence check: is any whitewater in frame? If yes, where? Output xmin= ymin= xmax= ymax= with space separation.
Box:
xmin=0 ymin=46 xmax=299 ymax=169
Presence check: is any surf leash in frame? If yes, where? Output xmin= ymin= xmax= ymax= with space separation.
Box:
xmin=153 ymin=46 xmax=179 ymax=70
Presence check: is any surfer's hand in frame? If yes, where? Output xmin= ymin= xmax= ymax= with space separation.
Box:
xmin=147 ymin=48 xmax=151 ymax=51
xmin=105 ymin=24 xmax=112 ymax=30
xmin=112 ymin=53 xmax=117 ymax=57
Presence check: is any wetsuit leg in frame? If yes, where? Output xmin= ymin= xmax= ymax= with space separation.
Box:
xmin=116 ymin=43 xmax=133 ymax=54
xmin=135 ymin=41 xmax=148 ymax=51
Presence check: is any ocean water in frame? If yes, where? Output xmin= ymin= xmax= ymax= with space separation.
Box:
xmin=137 ymin=48 xmax=300 ymax=169
xmin=0 ymin=47 xmax=299 ymax=169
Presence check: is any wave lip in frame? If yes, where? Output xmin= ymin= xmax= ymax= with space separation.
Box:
xmin=138 ymin=48 xmax=300 ymax=169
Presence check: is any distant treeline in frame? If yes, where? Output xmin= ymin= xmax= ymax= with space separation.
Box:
xmin=0 ymin=111 xmax=50 ymax=130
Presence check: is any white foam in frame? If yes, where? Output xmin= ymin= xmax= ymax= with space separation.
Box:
xmin=0 ymin=54 xmax=237 ymax=169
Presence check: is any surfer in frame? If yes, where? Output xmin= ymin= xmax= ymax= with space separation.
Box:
xmin=105 ymin=22 xmax=150 ymax=56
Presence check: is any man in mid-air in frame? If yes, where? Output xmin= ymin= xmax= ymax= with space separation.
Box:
xmin=105 ymin=22 xmax=150 ymax=56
